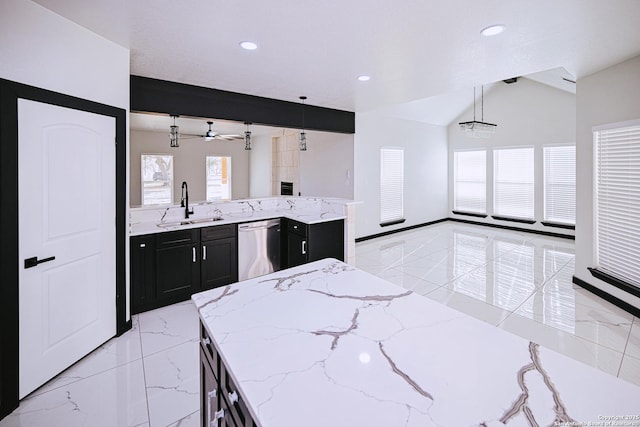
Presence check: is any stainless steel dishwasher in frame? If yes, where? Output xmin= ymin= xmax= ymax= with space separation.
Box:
xmin=238 ymin=219 xmax=281 ymax=280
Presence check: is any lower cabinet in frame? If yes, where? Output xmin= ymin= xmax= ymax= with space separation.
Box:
xmin=131 ymin=224 xmax=237 ymax=314
xmin=130 ymin=234 xmax=156 ymax=314
xmin=200 ymin=322 xmax=256 ymax=427
xmin=201 ymin=225 xmax=238 ymax=291
xmin=155 ymin=229 xmax=201 ymax=306
xmin=131 ymin=218 xmax=344 ymax=314
xmin=285 ymin=218 xmax=345 ymax=268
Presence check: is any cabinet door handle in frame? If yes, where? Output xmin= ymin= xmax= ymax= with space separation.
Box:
xmin=302 ymin=240 xmax=307 ymax=255
xmin=213 ymin=409 xmax=224 ymax=423
xmin=192 ymin=247 xmax=197 ymax=263
xmin=207 ymin=389 xmax=217 ymax=427
xmin=203 ymin=245 xmax=207 ymax=261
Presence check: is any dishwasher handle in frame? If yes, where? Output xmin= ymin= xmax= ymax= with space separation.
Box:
xmin=238 ymin=221 xmax=280 ymax=232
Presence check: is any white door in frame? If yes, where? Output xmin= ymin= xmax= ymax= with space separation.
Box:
xmin=18 ymin=99 xmax=116 ymax=398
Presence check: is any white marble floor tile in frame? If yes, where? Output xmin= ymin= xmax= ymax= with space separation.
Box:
xmin=625 ymin=318 xmax=640 ymax=359
xmin=618 ymin=354 xmax=640 ymax=387
xmin=424 ymin=286 xmax=512 ymax=326
xmin=375 ymin=268 xmax=443 ymax=295
xmin=31 ymin=315 xmax=143 ymax=397
xmin=138 ymin=300 xmax=199 ymax=357
xmin=516 ymin=283 xmax=633 ymax=353
xmin=143 ymin=340 xmax=200 ymax=427
xmin=0 ymin=359 xmax=149 ymax=427
xmin=354 ymin=254 xmax=390 ymax=276
xmin=499 ymin=313 xmax=624 ymax=376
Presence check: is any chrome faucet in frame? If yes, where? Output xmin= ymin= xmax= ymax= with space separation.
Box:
xmin=180 ymin=181 xmax=194 ymax=219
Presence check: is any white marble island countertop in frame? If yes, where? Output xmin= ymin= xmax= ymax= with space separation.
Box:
xmin=192 ymin=259 xmax=640 ymax=427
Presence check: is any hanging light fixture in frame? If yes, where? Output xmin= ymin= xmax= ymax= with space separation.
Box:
xmin=169 ymin=115 xmax=180 ymax=147
xmin=244 ymin=122 xmax=252 ymax=150
xmin=458 ymin=86 xmax=496 ymax=138
xmin=299 ymin=95 xmax=307 ymax=151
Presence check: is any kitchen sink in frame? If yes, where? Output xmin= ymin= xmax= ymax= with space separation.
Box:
xmin=188 ymin=217 xmax=224 ymax=224
xmin=156 ymin=217 xmax=224 ymax=228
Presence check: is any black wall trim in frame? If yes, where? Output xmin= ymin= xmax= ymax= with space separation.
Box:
xmin=452 ymin=211 xmax=488 ymax=218
xmin=356 ymin=217 xmax=575 ymax=243
xmin=491 ymin=215 xmax=536 ymax=224
xmin=541 ymin=221 xmax=576 ymax=230
xmin=0 ymin=78 xmax=128 ymax=419
xmin=587 ymin=268 xmax=640 ymax=299
xmin=573 ymin=275 xmax=640 ymax=318
xmin=380 ymin=219 xmax=406 ymax=227
xmin=356 ymin=218 xmax=448 ymax=242
xmin=131 ymin=75 xmax=355 ymax=134
xmin=447 ymin=217 xmax=574 ymax=239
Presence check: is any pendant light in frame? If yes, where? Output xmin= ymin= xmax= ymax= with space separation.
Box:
xmin=244 ymin=122 xmax=252 ymax=150
xmin=299 ymin=96 xmax=307 ymax=151
xmin=458 ymin=86 xmax=496 ymax=138
xmin=169 ymin=115 xmax=180 ymax=147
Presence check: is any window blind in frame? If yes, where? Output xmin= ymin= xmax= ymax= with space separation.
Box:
xmin=493 ymin=148 xmax=534 ymax=220
xmin=595 ymin=124 xmax=640 ymax=288
xmin=454 ymin=150 xmax=486 ymax=214
xmin=380 ymin=147 xmax=404 ymax=224
xmin=543 ymin=145 xmax=576 ymax=225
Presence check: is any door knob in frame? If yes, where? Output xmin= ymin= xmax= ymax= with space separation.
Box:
xmin=24 ymin=256 xmax=56 ymax=269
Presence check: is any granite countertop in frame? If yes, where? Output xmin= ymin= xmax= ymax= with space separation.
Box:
xmin=192 ymin=258 xmax=640 ymax=427
xmin=129 ymin=209 xmax=345 ymax=236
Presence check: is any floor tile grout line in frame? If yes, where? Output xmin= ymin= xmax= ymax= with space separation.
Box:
xmin=137 ymin=315 xmax=153 ymax=427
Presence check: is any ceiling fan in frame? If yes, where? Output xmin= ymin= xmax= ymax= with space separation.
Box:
xmin=180 ymin=121 xmax=243 ymax=142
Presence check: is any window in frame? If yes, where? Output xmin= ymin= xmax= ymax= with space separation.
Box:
xmin=594 ymin=122 xmax=640 ymax=288
xmin=493 ymin=147 xmax=534 ymax=220
xmin=543 ymin=145 xmax=576 ymax=225
xmin=380 ymin=147 xmax=404 ymax=225
xmin=453 ymin=150 xmax=486 ymax=214
xmin=206 ymin=156 xmax=231 ymax=200
xmin=141 ymin=154 xmax=173 ymax=205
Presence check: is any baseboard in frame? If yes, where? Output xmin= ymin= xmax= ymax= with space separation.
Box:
xmin=356 ymin=217 xmax=575 ymax=242
xmin=572 ymin=275 xmax=640 ymax=318
xmin=448 ymin=217 xmax=575 ymax=240
xmin=355 ymin=218 xmax=448 ymax=242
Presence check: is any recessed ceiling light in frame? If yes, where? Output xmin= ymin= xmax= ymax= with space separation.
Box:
xmin=357 ymin=75 xmax=371 ymax=82
xmin=480 ymin=24 xmax=505 ymax=37
xmin=240 ymin=41 xmax=258 ymax=50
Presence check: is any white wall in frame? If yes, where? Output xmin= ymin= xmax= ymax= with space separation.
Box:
xmin=575 ymin=55 xmax=640 ymax=310
xmin=0 ymin=0 xmax=131 ymax=315
xmin=447 ymin=78 xmax=576 ymax=234
xmin=249 ymin=134 xmax=273 ymax=198
xmin=0 ymin=0 xmax=129 ymax=109
xmin=300 ymin=130 xmax=354 ymax=199
xmin=130 ymin=130 xmax=250 ymax=205
xmin=354 ymin=112 xmax=448 ymax=239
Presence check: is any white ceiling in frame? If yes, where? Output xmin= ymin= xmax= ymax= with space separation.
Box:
xmin=33 ymin=0 xmax=640 ymax=119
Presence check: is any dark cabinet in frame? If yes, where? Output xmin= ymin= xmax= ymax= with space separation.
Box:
xmin=200 ymin=322 xmax=256 ymax=427
xmin=201 ymin=224 xmax=238 ymax=291
xmin=286 ymin=231 xmax=308 ymax=267
xmin=285 ymin=218 xmax=344 ymax=268
xmin=155 ymin=229 xmax=200 ymax=306
xmin=130 ymin=234 xmax=156 ymax=314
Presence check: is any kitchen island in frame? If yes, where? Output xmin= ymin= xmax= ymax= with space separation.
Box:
xmin=192 ymin=258 xmax=640 ymax=427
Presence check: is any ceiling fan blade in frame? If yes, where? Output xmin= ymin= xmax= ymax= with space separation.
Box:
xmin=216 ymin=134 xmax=243 ymax=140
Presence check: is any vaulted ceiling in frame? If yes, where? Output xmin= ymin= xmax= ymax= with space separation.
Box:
xmin=33 ymin=0 xmax=640 ymax=119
